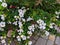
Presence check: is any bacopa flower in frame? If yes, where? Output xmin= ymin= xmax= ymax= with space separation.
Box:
xmin=18 ymin=8 xmax=26 ymax=18
xmin=18 ymin=21 xmax=23 ymax=28
xmin=21 ymin=35 xmax=26 ymax=40
xmin=16 ymin=36 xmax=21 ymax=41
xmin=49 ymin=23 xmax=55 ymax=28
xmin=22 ymin=18 xmax=26 ymax=22
xmin=37 ymin=19 xmax=44 ymax=24
xmin=1 ymin=15 xmax=5 ymax=21
xmin=28 ymin=41 xmax=32 ymax=45
xmin=17 ymin=29 xmax=23 ymax=32
xmin=0 ymin=22 xmax=5 ymax=27
xmin=17 ymin=29 xmax=24 ymax=35
xmin=28 ymin=24 xmax=35 ymax=32
xmin=56 ymin=15 xmax=59 ymax=18
xmin=0 ymin=27 xmax=4 ymax=31
xmin=27 ymin=17 xmax=33 ymax=21
xmin=27 ymin=31 xmax=32 ymax=35
xmin=37 ymin=19 xmax=46 ymax=30
xmin=45 ymin=31 xmax=49 ymax=36
xmin=1 ymin=2 xmax=7 ymax=7
xmin=1 ymin=39 xmax=6 ymax=44
xmin=0 ymin=36 xmax=3 ymax=39
xmin=55 ymin=11 xmax=60 ymax=15
xmin=0 ymin=0 xmax=2 ymax=2
xmin=13 ymin=21 xmax=17 ymax=25
xmin=27 ymin=36 xmax=30 ymax=39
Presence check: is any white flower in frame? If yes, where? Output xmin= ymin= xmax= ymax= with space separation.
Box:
xmin=1 ymin=15 xmax=5 ymax=21
xmin=27 ymin=17 xmax=33 ymax=21
xmin=0 ymin=22 xmax=5 ymax=27
xmin=18 ymin=9 xmax=26 ymax=18
xmin=16 ymin=36 xmax=20 ymax=38
xmin=17 ymin=38 xmax=21 ymax=41
xmin=49 ymin=23 xmax=55 ymax=28
xmin=13 ymin=21 xmax=17 ymax=25
xmin=28 ymin=24 xmax=35 ymax=32
xmin=21 ymin=7 xmax=25 ymax=9
xmin=0 ymin=36 xmax=3 ymax=39
xmin=28 ymin=41 xmax=32 ymax=45
xmin=17 ymin=29 xmax=23 ymax=32
xmin=37 ymin=19 xmax=46 ymax=30
xmin=1 ymin=39 xmax=6 ymax=43
xmin=0 ymin=0 xmax=2 ymax=2
xmin=17 ymin=29 xmax=23 ymax=35
xmin=8 ymin=21 xmax=11 ymax=24
xmin=19 ymin=13 xmax=24 ymax=17
xmin=14 ymin=16 xmax=17 ymax=18
xmin=39 ymin=25 xmax=46 ymax=30
xmin=0 ymin=27 xmax=4 ymax=31
xmin=18 ymin=21 xmax=23 ymax=28
xmin=37 ymin=19 xmax=44 ymax=24
xmin=55 ymin=11 xmax=59 ymax=14
xmin=27 ymin=31 xmax=32 ymax=35
xmin=56 ymin=15 xmax=59 ymax=18
xmin=55 ymin=11 xmax=60 ymax=15
xmin=39 ymin=23 xmax=46 ymax=29
xmin=45 ymin=31 xmax=49 ymax=36
xmin=22 ymin=18 xmax=26 ymax=22
xmin=1 ymin=2 xmax=7 ymax=7
xmin=16 ymin=36 xmax=21 ymax=41
xmin=27 ymin=36 xmax=30 ymax=39
xmin=21 ymin=35 xmax=26 ymax=40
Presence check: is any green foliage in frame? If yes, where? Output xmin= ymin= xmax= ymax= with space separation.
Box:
xmin=0 ymin=0 xmax=60 ymax=45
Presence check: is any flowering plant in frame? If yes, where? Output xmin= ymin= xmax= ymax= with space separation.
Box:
xmin=0 ymin=0 xmax=60 ymax=45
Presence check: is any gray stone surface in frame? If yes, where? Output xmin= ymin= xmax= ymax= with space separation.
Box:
xmin=35 ymin=38 xmax=46 ymax=45
xmin=55 ymin=36 xmax=60 ymax=45
xmin=47 ymin=40 xmax=54 ymax=45
xmin=41 ymin=35 xmax=48 ymax=40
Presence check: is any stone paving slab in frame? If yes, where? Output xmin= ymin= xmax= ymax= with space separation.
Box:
xmin=48 ymin=35 xmax=55 ymax=41
xmin=35 ymin=38 xmax=46 ymax=45
xmin=41 ymin=35 xmax=48 ymax=40
xmin=47 ymin=40 xmax=54 ymax=45
xmin=0 ymin=36 xmax=60 ymax=45
xmin=55 ymin=36 xmax=60 ymax=45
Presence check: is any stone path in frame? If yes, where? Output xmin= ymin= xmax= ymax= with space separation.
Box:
xmin=0 ymin=35 xmax=60 ymax=45
xmin=32 ymin=35 xmax=60 ymax=45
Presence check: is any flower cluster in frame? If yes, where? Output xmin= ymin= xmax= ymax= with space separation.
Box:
xmin=37 ymin=19 xmax=46 ymax=30
xmin=18 ymin=7 xmax=26 ymax=18
xmin=0 ymin=36 xmax=6 ymax=45
xmin=0 ymin=15 xmax=5 ymax=31
xmin=12 ymin=7 xmax=33 ymax=45
xmin=0 ymin=0 xmax=60 ymax=45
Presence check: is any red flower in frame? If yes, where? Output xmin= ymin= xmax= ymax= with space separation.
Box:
xmin=10 ymin=5 xmax=16 ymax=8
